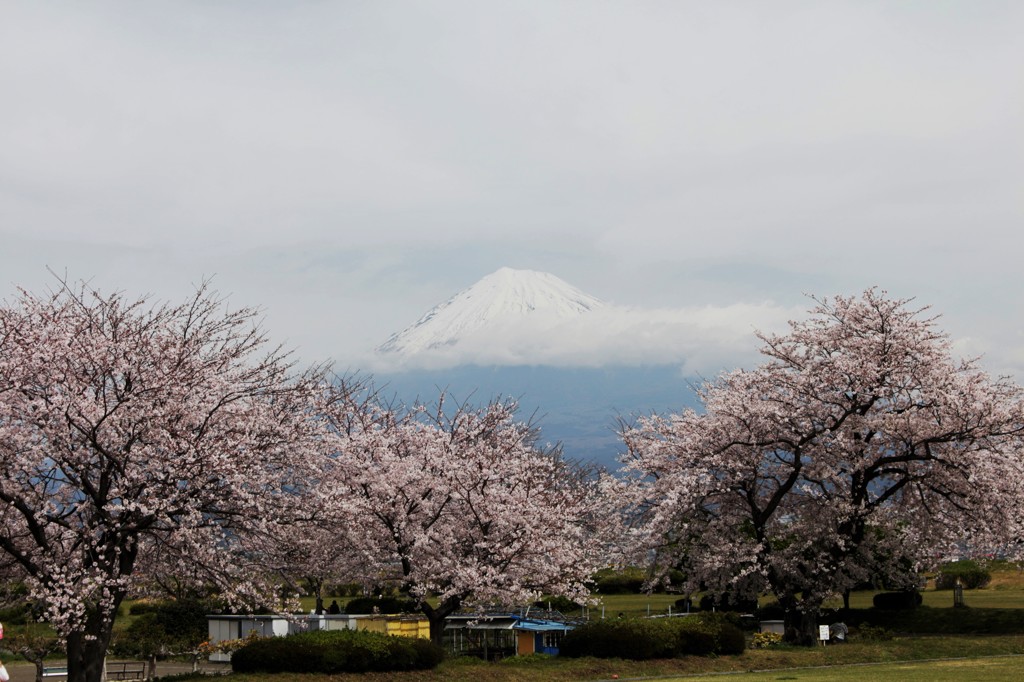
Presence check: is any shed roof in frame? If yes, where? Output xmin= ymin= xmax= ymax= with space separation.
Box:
xmin=445 ymin=614 xmax=573 ymax=632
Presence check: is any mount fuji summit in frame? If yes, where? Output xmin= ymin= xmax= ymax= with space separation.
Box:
xmin=377 ymin=267 xmax=604 ymax=362
xmin=371 ymin=268 xmax=699 ymax=468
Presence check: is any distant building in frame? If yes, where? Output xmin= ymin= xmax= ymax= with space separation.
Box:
xmin=444 ymin=613 xmax=575 ymax=659
xmin=205 ymin=613 xmax=429 ymax=662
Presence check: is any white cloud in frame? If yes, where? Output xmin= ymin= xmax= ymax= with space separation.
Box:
xmin=368 ymin=301 xmax=802 ymax=376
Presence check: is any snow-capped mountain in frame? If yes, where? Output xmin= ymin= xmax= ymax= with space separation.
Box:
xmin=376 ymin=267 xmax=603 ymax=359
xmin=371 ymin=266 xmax=702 ymax=467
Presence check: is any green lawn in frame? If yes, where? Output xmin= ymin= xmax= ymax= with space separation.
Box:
xmin=673 ymin=655 xmax=1024 ymax=682
xmin=219 ymin=636 xmax=1024 ymax=682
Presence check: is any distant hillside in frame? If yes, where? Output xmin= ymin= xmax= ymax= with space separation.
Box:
xmin=370 ymin=364 xmax=701 ymax=470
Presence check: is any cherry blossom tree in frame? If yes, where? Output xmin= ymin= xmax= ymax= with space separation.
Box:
xmin=264 ymin=509 xmax=381 ymax=614
xmin=617 ymin=290 xmax=1024 ymax=643
xmin=0 ymin=280 xmax=328 ymax=682
xmin=319 ymin=391 xmax=606 ymax=643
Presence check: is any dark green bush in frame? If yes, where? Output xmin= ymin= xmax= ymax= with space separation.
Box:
xmin=871 ymin=591 xmax=923 ymax=610
xmin=155 ymin=600 xmax=209 ymax=640
xmin=114 ymin=599 xmax=210 ymax=657
xmin=592 ymin=568 xmax=647 ymax=594
xmin=856 ymin=624 xmax=894 ymax=641
xmin=838 ymin=605 xmax=1024 ymax=635
xmin=934 ymin=560 xmax=992 ymax=590
xmin=591 ymin=567 xmax=686 ymax=594
xmin=559 ymin=615 xmax=745 ymax=660
xmin=756 ymin=600 xmax=786 ymax=621
xmin=0 ymin=601 xmax=33 ymax=625
xmin=230 ymin=629 xmax=443 ymax=674
xmin=673 ymin=597 xmax=695 ymax=612
xmin=533 ymin=596 xmax=582 ymax=612
xmin=697 ymin=612 xmax=747 ymax=655
xmin=560 ymin=619 xmax=675 ymax=659
xmin=343 ymin=596 xmax=417 ymax=614
xmin=128 ymin=601 xmax=161 ymax=616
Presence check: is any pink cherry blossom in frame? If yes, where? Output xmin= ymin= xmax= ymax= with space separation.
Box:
xmin=0 ymin=280 xmax=329 ymax=682
xmin=615 ymin=290 xmax=1024 ymax=643
xmin=314 ymin=389 xmax=607 ymax=642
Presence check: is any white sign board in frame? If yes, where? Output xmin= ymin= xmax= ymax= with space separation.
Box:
xmin=819 ymin=625 xmax=830 ymax=641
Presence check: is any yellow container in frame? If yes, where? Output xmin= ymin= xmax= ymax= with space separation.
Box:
xmin=355 ymin=615 xmax=430 ymax=639
xmin=387 ymin=618 xmax=431 ymax=640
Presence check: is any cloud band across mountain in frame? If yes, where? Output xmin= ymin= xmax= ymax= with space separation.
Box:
xmin=373 ymin=268 xmax=798 ymax=373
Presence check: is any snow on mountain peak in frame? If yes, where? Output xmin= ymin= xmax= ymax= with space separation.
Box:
xmin=376 ymin=268 xmax=603 ymax=359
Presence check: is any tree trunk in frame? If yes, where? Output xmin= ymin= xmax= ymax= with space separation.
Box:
xmin=65 ymin=632 xmax=111 ymax=682
xmin=421 ymin=597 xmax=461 ymax=647
xmin=33 ymin=659 xmax=45 ymax=682
xmin=781 ymin=593 xmax=822 ymax=646
xmin=796 ymin=608 xmax=819 ymax=646
xmin=308 ymin=577 xmax=325 ymax=615
xmin=65 ymin=605 xmax=120 ymax=682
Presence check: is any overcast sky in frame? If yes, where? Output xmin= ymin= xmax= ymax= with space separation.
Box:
xmin=2 ymin=1 xmax=1022 ymax=378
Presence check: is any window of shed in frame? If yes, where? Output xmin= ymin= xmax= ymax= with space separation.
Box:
xmin=542 ymin=631 xmax=563 ymax=648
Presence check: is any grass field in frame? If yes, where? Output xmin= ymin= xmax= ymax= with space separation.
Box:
xmin=674 ymin=656 xmax=1024 ymax=682
xmin=217 ymin=636 xmax=1024 ymax=682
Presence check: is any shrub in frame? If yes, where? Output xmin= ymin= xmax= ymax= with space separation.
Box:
xmin=114 ymin=599 xmax=210 ymax=658
xmin=751 ymin=631 xmax=783 ymax=648
xmin=533 ymin=596 xmax=581 ymax=613
xmin=128 ymin=599 xmax=162 ymax=616
xmin=872 ymin=591 xmax=922 ymax=610
xmin=856 ymin=624 xmax=894 ymax=641
xmin=673 ymin=597 xmax=695 ymax=612
xmin=934 ymin=560 xmax=992 ymax=590
xmin=559 ymin=614 xmax=745 ymax=660
xmin=698 ymin=612 xmax=747 ymax=655
xmin=152 ymin=674 xmax=207 ymax=682
xmin=592 ymin=568 xmax=647 ymax=594
xmin=230 ymin=629 xmax=443 ymax=674
xmin=560 ymin=619 xmax=676 ymax=660
xmin=0 ymin=601 xmax=33 ymax=625
xmin=343 ymin=596 xmax=417 ymax=614
xmin=756 ymin=601 xmax=787 ymax=621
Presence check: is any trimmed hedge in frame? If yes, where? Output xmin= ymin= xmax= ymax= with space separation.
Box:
xmin=559 ymin=613 xmax=745 ymax=660
xmin=590 ymin=567 xmax=686 ymax=594
xmin=934 ymin=560 xmax=992 ymax=590
xmin=843 ymin=605 xmax=1024 ymax=635
xmin=533 ymin=596 xmax=582 ymax=613
xmin=872 ymin=591 xmax=923 ymax=610
xmin=230 ymin=629 xmax=444 ymax=674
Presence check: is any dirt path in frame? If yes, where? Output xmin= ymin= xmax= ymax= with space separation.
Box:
xmin=3 ymin=660 xmax=231 ymax=682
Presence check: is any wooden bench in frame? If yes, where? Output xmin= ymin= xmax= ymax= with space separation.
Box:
xmin=41 ymin=662 xmax=146 ymax=680
xmin=105 ymin=662 xmax=146 ymax=681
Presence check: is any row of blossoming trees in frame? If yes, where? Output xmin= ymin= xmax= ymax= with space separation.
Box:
xmin=1 ymin=280 xmax=1022 ymax=682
